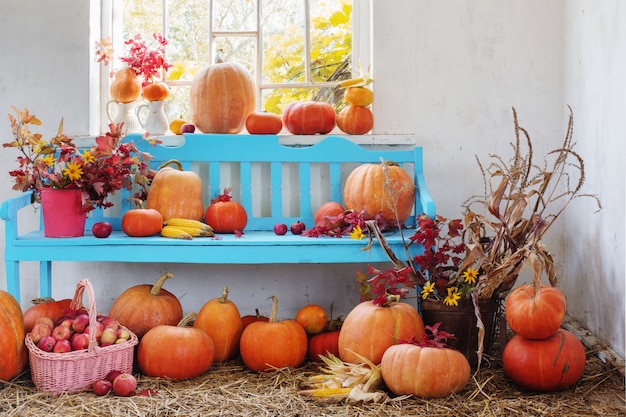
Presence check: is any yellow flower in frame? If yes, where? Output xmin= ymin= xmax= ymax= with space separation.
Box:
xmin=41 ymin=154 xmax=56 ymax=167
xmin=421 ymin=281 xmax=435 ymax=300
xmin=81 ymin=150 xmax=95 ymax=164
xmin=350 ymin=225 xmax=364 ymax=240
xmin=461 ymin=268 xmax=479 ymax=285
xmin=444 ymin=287 xmax=461 ymax=307
xmin=63 ymin=161 xmax=84 ymax=181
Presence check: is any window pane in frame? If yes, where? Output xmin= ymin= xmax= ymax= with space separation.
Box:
xmin=166 ymin=0 xmax=211 ymax=68
xmin=213 ymin=0 xmax=257 ymax=32
xmin=123 ymin=0 xmax=163 ymax=39
xmin=261 ymin=0 xmax=306 ymax=84
xmin=309 ymin=0 xmax=352 ymax=83
xmin=215 ymin=37 xmax=256 ymax=78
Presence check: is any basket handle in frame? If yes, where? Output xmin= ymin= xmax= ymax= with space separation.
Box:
xmin=70 ymin=278 xmax=101 ymax=353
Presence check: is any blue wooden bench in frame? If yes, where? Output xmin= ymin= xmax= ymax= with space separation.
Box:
xmin=1 ymin=134 xmax=436 ymax=301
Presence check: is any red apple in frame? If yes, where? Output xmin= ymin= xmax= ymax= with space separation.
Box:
xmin=84 ymin=321 xmax=104 ymax=341
xmin=59 ymin=318 xmax=74 ymax=329
xmin=72 ymin=314 xmax=90 ymax=333
xmin=92 ymin=221 xmax=113 ymax=238
xmin=290 ymin=220 xmax=306 ymax=235
xmin=37 ymin=335 xmax=56 ymax=352
xmin=71 ymin=332 xmax=90 ymax=351
xmin=93 ymin=379 xmax=113 ymax=396
xmin=30 ymin=322 xmax=52 ymax=344
xmin=273 ymin=223 xmax=288 ymax=235
xmin=116 ymin=327 xmax=131 ymax=342
xmin=181 ymin=123 xmax=196 ymax=134
xmin=112 ymin=373 xmax=137 ymax=397
xmin=53 ymin=339 xmax=72 ymax=353
xmin=106 ymin=370 xmax=123 ymax=383
xmin=52 ymin=325 xmax=72 ymax=341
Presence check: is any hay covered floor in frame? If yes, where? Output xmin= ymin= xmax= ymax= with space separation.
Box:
xmin=1 ymin=346 xmax=624 ymax=417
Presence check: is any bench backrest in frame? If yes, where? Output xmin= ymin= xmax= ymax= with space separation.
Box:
xmin=88 ymin=134 xmax=434 ymax=231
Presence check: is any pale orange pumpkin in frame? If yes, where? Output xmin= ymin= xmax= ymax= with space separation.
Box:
xmin=381 ymin=342 xmax=470 ymax=398
xmin=190 ymin=56 xmax=256 ymax=134
xmin=343 ymin=161 xmax=415 ymax=224
xmin=345 ymin=87 xmax=374 ymax=107
xmin=337 ymin=105 xmax=374 ymax=135
xmin=337 ymin=300 xmax=424 ymax=365
xmin=110 ymin=68 xmax=142 ymax=103
xmin=146 ymin=160 xmax=204 ymax=221
xmin=193 ymin=287 xmax=244 ymax=362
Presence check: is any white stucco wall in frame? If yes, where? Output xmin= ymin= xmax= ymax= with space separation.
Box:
xmin=0 ymin=0 xmax=623 ymax=358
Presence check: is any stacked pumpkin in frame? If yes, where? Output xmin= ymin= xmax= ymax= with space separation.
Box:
xmin=503 ymin=284 xmax=586 ymax=391
xmin=337 ymin=86 xmax=374 ymax=135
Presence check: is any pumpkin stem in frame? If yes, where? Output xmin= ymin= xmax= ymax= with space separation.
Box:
xmin=178 ymin=311 xmax=197 ymax=327
xmin=150 ymin=272 xmax=174 ymax=296
xmin=219 ymin=287 xmax=229 ymax=303
xmin=268 ymin=295 xmax=279 ymax=323
xmin=215 ymin=49 xmax=224 ymax=64
xmin=158 ymin=159 xmax=183 ymax=171
xmin=379 ymin=157 xmax=399 ymax=167
xmin=30 ymin=297 xmax=56 ymax=305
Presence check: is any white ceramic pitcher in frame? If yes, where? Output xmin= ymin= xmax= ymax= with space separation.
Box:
xmin=136 ymin=100 xmax=169 ymax=135
xmin=106 ymin=100 xmax=143 ymax=133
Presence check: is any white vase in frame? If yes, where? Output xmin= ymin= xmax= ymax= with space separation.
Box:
xmin=136 ymin=100 xmax=169 ymax=135
xmin=106 ymin=100 xmax=143 ymax=133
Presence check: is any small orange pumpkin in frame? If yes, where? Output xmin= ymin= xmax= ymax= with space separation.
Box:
xmin=138 ymin=312 xmax=215 ymax=379
xmin=505 ymin=284 xmax=566 ymax=340
xmin=245 ymin=111 xmax=283 ymax=134
xmin=205 ymin=188 xmax=248 ymax=233
xmin=108 ymin=272 xmax=183 ymax=339
xmin=295 ymin=304 xmax=328 ymax=335
xmin=143 ymin=81 xmax=170 ymax=101
xmin=193 ymin=287 xmax=244 ymax=362
xmin=343 ymin=161 xmax=415 ymax=224
xmin=240 ymin=295 xmax=308 ymax=372
xmin=337 ymin=105 xmax=374 ymax=135
xmin=345 ymin=87 xmax=374 ymax=107
xmin=146 ymin=160 xmax=204 ymax=221
xmin=110 ymin=68 xmax=142 ymax=103
xmin=190 ymin=55 xmax=256 ymax=134
xmin=0 ymin=290 xmax=28 ymax=381
xmin=122 ymin=208 xmax=164 ymax=237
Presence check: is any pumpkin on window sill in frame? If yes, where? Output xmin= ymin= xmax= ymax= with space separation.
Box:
xmin=110 ymin=67 xmax=142 ymax=103
xmin=143 ymin=81 xmax=170 ymax=102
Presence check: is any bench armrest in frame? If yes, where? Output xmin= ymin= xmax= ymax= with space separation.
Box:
xmin=1 ymin=190 xmax=36 ymax=240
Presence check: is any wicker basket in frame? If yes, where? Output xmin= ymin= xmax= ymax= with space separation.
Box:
xmin=25 ymin=278 xmax=138 ymax=395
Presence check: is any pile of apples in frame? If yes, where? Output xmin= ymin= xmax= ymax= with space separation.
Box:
xmin=29 ymin=308 xmax=132 ymax=353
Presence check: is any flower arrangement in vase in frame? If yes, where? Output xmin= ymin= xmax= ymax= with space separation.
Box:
xmin=3 ymin=106 xmax=156 ymax=213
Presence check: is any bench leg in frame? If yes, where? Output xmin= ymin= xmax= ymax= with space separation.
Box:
xmin=5 ymin=261 xmax=21 ymax=302
xmin=40 ymin=261 xmax=52 ymax=298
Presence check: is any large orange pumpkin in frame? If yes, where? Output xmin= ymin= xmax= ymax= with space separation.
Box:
xmin=240 ymin=295 xmax=308 ymax=372
xmin=138 ymin=313 xmax=215 ymax=379
xmin=193 ymin=287 xmax=244 ymax=362
xmin=503 ymin=329 xmax=586 ymax=391
xmin=110 ymin=68 xmax=142 ymax=103
xmin=343 ymin=161 xmax=415 ymax=224
xmin=23 ymin=297 xmax=73 ymax=333
xmin=381 ymin=342 xmax=471 ymax=398
xmin=338 ymin=300 xmax=424 ymax=365
xmin=505 ymin=284 xmax=566 ymax=340
xmin=146 ymin=160 xmax=204 ymax=222
xmin=108 ymin=272 xmax=183 ymax=339
xmin=0 ymin=290 xmax=28 ymax=381
xmin=190 ymin=56 xmax=256 ymax=134
xmin=337 ymin=105 xmax=374 ymax=135
xmin=282 ymin=101 xmax=336 ymax=135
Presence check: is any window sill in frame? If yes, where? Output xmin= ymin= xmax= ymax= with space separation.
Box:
xmin=75 ymin=134 xmax=416 ymax=147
